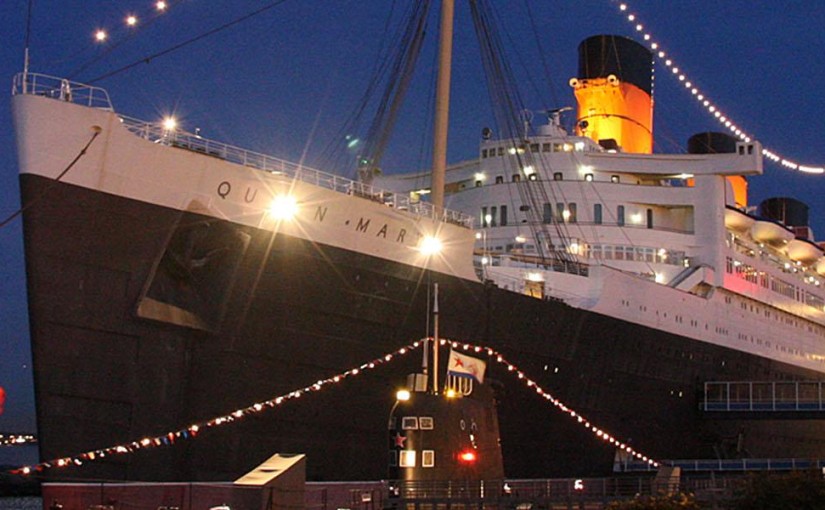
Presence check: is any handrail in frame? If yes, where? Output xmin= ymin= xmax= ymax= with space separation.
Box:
xmin=12 ymin=72 xmax=473 ymax=228
xmin=13 ymin=72 xmax=112 ymax=109
xmin=620 ymin=457 xmax=825 ymax=472
xmin=702 ymin=380 xmax=825 ymax=412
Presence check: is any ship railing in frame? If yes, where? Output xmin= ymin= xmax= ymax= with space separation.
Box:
xmin=476 ymin=253 xmax=590 ymax=277
xmin=113 ymin=115 xmax=473 ymax=228
xmin=529 ymin=219 xmax=694 ymax=235
xmin=10 ymin=72 xmax=473 ymax=228
xmin=702 ymin=380 xmax=825 ymax=412
xmin=384 ymin=477 xmax=693 ymax=508
xmin=620 ymin=457 xmax=825 ymax=472
xmin=12 ymin=72 xmax=113 ymax=110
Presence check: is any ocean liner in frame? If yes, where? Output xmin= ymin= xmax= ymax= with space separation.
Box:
xmin=10 ymin=2 xmax=825 ymax=483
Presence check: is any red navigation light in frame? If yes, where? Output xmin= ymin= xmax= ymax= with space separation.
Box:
xmin=0 ymin=386 xmax=5 ymax=415
xmin=458 ymin=450 xmax=477 ymax=463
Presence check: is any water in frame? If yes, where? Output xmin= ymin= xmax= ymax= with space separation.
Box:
xmin=0 ymin=498 xmax=41 ymax=510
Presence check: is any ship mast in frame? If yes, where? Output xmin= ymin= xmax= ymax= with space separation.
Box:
xmin=430 ymin=0 xmax=454 ymax=213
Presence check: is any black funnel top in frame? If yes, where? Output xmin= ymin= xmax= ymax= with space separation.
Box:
xmin=578 ymin=35 xmax=653 ymax=95
xmin=759 ymin=197 xmax=809 ymax=227
xmin=688 ymin=132 xmax=738 ymax=154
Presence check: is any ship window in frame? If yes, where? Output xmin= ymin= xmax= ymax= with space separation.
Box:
xmin=482 ymin=149 xmax=488 ymax=158
xmin=475 ymin=180 xmax=482 ymax=187
xmin=420 ymin=417 xmax=434 ymax=429
xmin=530 ymin=143 xmax=539 ymax=153
xmin=389 ymin=451 xmax=398 ymax=467
xmin=528 ymin=173 xmax=537 ymax=181
xmin=617 ymin=205 xmax=625 ymax=226
xmin=490 ymin=206 xmax=498 ymax=227
xmin=647 ymin=208 xmax=653 ymax=229
xmin=422 ymin=450 xmax=435 ymax=467
xmin=500 ymin=205 xmax=508 ymax=226
xmin=481 ymin=207 xmax=488 ymax=227
xmin=543 ymin=203 xmax=552 ymax=224
xmin=495 ymin=176 xmax=504 ymax=184
xmin=512 ymin=174 xmax=521 ymax=182
xmin=585 ymin=173 xmax=594 ymax=182
xmin=611 ymin=175 xmax=620 ymax=183
xmin=553 ymin=143 xmax=563 ymax=152
xmin=542 ymin=143 xmax=551 ymax=152
xmin=553 ymin=172 xmax=563 ymax=181
xmin=568 ymin=203 xmax=577 ymax=223
xmin=399 ymin=450 xmax=416 ymax=467
xmin=594 ymin=204 xmax=602 ymax=224
xmin=497 ymin=147 xmax=504 ymax=156
xmin=520 ymin=205 xmax=530 ymax=211
xmin=556 ymin=203 xmax=565 ymax=223
xmin=402 ymin=417 xmax=419 ymax=430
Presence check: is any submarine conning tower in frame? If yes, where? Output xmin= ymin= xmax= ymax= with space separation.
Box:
xmin=570 ymin=35 xmax=654 ymax=154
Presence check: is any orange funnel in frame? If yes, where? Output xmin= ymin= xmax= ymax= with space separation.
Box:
xmin=570 ymin=35 xmax=653 ymax=154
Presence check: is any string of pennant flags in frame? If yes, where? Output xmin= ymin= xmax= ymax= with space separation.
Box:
xmin=0 ymin=433 xmax=37 ymax=447
xmin=9 ymin=337 xmax=658 ymax=476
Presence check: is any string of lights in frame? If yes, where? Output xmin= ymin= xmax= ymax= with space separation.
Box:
xmin=0 ymin=434 xmax=37 ymax=447
xmin=90 ymin=1 xmax=179 ymax=43
xmin=611 ymin=1 xmax=824 ymax=175
xmin=445 ymin=339 xmax=659 ymax=469
xmin=9 ymin=337 xmax=658 ymax=476
xmin=8 ymin=341 xmax=422 ymax=476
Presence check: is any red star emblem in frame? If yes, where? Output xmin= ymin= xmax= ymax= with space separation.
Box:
xmin=393 ymin=433 xmax=407 ymax=448
xmin=452 ymin=356 xmax=464 ymax=368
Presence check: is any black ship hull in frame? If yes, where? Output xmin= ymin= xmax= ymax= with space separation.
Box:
xmin=21 ymin=174 xmax=825 ymax=481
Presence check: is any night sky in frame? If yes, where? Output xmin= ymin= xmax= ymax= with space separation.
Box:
xmin=1 ymin=1 xmax=823 ymax=467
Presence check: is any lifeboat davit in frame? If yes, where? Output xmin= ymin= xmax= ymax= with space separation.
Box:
xmin=724 ymin=207 xmax=756 ymax=232
xmin=786 ymin=238 xmax=823 ymax=264
xmin=750 ymin=220 xmax=794 ymax=245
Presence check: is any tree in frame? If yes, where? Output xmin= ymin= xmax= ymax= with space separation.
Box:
xmin=607 ymin=493 xmax=700 ymax=510
xmin=732 ymin=471 xmax=825 ymax=510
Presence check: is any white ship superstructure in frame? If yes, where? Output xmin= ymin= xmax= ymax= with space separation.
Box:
xmin=376 ymin=36 xmax=825 ymax=374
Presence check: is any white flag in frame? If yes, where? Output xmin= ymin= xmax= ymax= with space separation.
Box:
xmin=447 ymin=349 xmax=486 ymax=383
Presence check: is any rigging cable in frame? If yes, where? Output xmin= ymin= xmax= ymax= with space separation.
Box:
xmin=86 ymin=0 xmax=292 ymax=84
xmin=67 ymin=2 xmax=183 ymax=80
xmin=356 ymin=1 xmax=432 ymax=181
xmin=0 ymin=128 xmax=101 ymax=230
xmin=315 ymin=1 xmax=431 ymax=179
xmin=469 ymin=0 xmax=577 ymax=267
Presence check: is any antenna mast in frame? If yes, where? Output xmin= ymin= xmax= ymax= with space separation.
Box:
xmin=432 ymin=283 xmax=439 ymax=394
xmin=23 ymin=0 xmax=34 ymax=92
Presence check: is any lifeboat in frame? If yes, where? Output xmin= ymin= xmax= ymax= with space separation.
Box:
xmin=724 ymin=206 xmax=756 ymax=232
xmin=786 ymin=238 xmax=823 ymax=264
xmin=750 ymin=219 xmax=794 ymax=245
xmin=816 ymin=257 xmax=825 ymax=276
